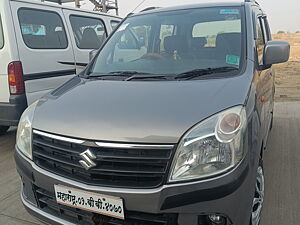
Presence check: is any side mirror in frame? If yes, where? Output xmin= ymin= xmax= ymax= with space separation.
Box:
xmin=264 ymin=41 xmax=290 ymax=65
xmin=89 ymin=49 xmax=98 ymax=62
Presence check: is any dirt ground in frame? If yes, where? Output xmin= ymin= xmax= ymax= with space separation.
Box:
xmin=273 ymin=33 xmax=300 ymax=101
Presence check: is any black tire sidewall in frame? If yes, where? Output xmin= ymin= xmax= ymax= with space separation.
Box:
xmin=250 ymin=159 xmax=264 ymax=225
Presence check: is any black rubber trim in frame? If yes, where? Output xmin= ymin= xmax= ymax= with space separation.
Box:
xmin=161 ymin=165 xmax=249 ymax=210
xmin=23 ymin=69 xmax=76 ymax=81
xmin=15 ymin=148 xmax=34 ymax=182
xmin=58 ymin=61 xmax=88 ymax=67
xmin=0 ymin=94 xmax=28 ymax=126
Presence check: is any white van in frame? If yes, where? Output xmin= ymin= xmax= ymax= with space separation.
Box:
xmin=0 ymin=0 xmax=121 ymax=134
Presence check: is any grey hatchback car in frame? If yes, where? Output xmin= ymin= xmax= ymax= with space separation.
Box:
xmin=15 ymin=1 xmax=290 ymax=225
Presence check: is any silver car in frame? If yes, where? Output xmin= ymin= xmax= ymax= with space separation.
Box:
xmin=15 ymin=1 xmax=290 ymax=225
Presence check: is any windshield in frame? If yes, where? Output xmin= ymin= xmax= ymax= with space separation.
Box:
xmin=90 ymin=7 xmax=245 ymax=79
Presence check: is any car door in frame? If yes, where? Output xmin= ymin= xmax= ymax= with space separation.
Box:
xmin=10 ymin=2 xmax=76 ymax=105
xmin=63 ymin=10 xmax=111 ymax=73
xmin=255 ymin=13 xmax=273 ymax=143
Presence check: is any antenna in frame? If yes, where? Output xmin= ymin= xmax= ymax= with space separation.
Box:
xmin=130 ymin=0 xmax=148 ymax=14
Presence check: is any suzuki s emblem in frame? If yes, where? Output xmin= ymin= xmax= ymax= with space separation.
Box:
xmin=79 ymin=149 xmax=97 ymax=170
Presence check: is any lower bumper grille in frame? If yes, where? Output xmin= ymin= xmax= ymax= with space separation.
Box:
xmin=34 ymin=186 xmax=178 ymax=225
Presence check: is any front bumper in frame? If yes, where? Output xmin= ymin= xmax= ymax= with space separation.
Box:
xmin=15 ymin=147 xmax=255 ymax=225
xmin=0 ymin=95 xmax=27 ymax=126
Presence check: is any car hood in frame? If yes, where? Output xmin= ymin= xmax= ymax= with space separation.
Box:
xmin=33 ymin=75 xmax=251 ymax=144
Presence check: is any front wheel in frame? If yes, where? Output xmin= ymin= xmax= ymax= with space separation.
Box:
xmin=0 ymin=126 xmax=9 ymax=135
xmin=250 ymin=161 xmax=265 ymax=225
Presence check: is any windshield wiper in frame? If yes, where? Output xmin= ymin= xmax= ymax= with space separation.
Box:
xmin=174 ymin=67 xmax=239 ymax=80
xmin=88 ymin=71 xmax=151 ymax=80
xmin=108 ymin=71 xmax=152 ymax=75
xmin=125 ymin=74 xmax=171 ymax=81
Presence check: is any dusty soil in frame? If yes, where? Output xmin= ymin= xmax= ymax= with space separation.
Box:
xmin=272 ymin=33 xmax=300 ymax=101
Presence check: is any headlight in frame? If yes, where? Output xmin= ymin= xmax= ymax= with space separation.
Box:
xmin=16 ymin=101 xmax=38 ymax=160
xmin=169 ymin=106 xmax=247 ymax=182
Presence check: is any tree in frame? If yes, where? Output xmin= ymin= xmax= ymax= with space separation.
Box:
xmin=296 ymin=31 xmax=300 ymax=33
xmin=277 ymin=31 xmax=285 ymax=34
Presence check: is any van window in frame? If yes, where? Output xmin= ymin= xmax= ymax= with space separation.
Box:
xmin=262 ymin=17 xmax=271 ymax=41
xmin=70 ymin=15 xmax=107 ymax=49
xmin=18 ymin=8 xmax=68 ymax=49
xmin=256 ymin=18 xmax=265 ymax=64
xmin=111 ymin=21 xmax=120 ymax=30
xmin=0 ymin=16 xmax=4 ymax=49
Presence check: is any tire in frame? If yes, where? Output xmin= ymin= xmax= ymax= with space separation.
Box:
xmin=0 ymin=126 xmax=9 ymax=135
xmin=250 ymin=160 xmax=265 ymax=225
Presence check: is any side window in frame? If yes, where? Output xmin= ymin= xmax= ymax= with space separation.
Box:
xmin=0 ymin=16 xmax=4 ymax=49
xmin=262 ymin=17 xmax=271 ymax=41
xmin=111 ymin=21 xmax=120 ymax=30
xmin=70 ymin=15 xmax=107 ymax=49
xmin=256 ymin=17 xmax=265 ymax=64
xmin=18 ymin=8 xmax=68 ymax=49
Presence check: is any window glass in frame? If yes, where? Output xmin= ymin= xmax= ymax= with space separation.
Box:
xmin=160 ymin=25 xmax=175 ymax=52
xmin=0 ymin=16 xmax=4 ymax=49
xmin=70 ymin=15 xmax=107 ymax=49
xmin=256 ymin=18 xmax=265 ymax=64
xmin=92 ymin=7 xmax=245 ymax=77
xmin=193 ymin=20 xmax=241 ymax=47
xmin=113 ymin=25 xmax=150 ymax=63
xmin=262 ymin=17 xmax=271 ymax=41
xmin=111 ymin=20 xmax=120 ymax=30
xmin=18 ymin=9 xmax=68 ymax=49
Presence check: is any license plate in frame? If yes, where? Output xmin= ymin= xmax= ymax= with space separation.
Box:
xmin=54 ymin=185 xmax=125 ymax=220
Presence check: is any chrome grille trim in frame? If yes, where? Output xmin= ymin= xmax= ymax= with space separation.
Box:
xmin=33 ymin=130 xmax=85 ymax=144
xmin=33 ymin=130 xmax=175 ymax=149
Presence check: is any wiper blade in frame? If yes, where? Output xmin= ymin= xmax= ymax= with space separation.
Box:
xmin=88 ymin=71 xmax=151 ymax=79
xmin=175 ymin=67 xmax=239 ymax=80
xmin=88 ymin=74 xmax=131 ymax=79
xmin=108 ymin=71 xmax=152 ymax=75
xmin=125 ymin=74 xmax=170 ymax=81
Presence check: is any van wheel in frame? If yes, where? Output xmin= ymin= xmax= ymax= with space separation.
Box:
xmin=250 ymin=160 xmax=265 ymax=225
xmin=0 ymin=126 xmax=9 ymax=135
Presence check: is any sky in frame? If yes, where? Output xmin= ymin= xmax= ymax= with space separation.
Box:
xmin=67 ymin=0 xmax=300 ymax=33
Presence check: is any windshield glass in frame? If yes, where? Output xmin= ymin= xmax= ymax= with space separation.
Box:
xmin=90 ymin=7 xmax=245 ymax=78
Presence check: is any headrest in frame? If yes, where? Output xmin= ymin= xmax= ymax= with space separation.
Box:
xmin=216 ymin=33 xmax=241 ymax=47
xmin=164 ymin=36 xmax=187 ymax=54
xmin=191 ymin=37 xmax=207 ymax=48
xmin=79 ymin=28 xmax=101 ymax=49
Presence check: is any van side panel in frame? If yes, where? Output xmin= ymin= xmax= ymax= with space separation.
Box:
xmin=0 ymin=0 xmax=20 ymax=103
xmin=10 ymin=1 xmax=76 ymax=105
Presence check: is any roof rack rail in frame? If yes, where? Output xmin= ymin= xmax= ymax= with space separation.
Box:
xmin=244 ymin=0 xmax=260 ymax=5
xmin=140 ymin=7 xmax=160 ymax=12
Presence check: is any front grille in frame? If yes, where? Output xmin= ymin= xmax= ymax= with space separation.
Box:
xmin=32 ymin=130 xmax=176 ymax=188
xmin=34 ymin=186 xmax=178 ymax=225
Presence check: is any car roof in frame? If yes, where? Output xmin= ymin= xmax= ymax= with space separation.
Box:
xmin=133 ymin=2 xmax=247 ymax=17
xmin=9 ymin=0 xmax=121 ymax=19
